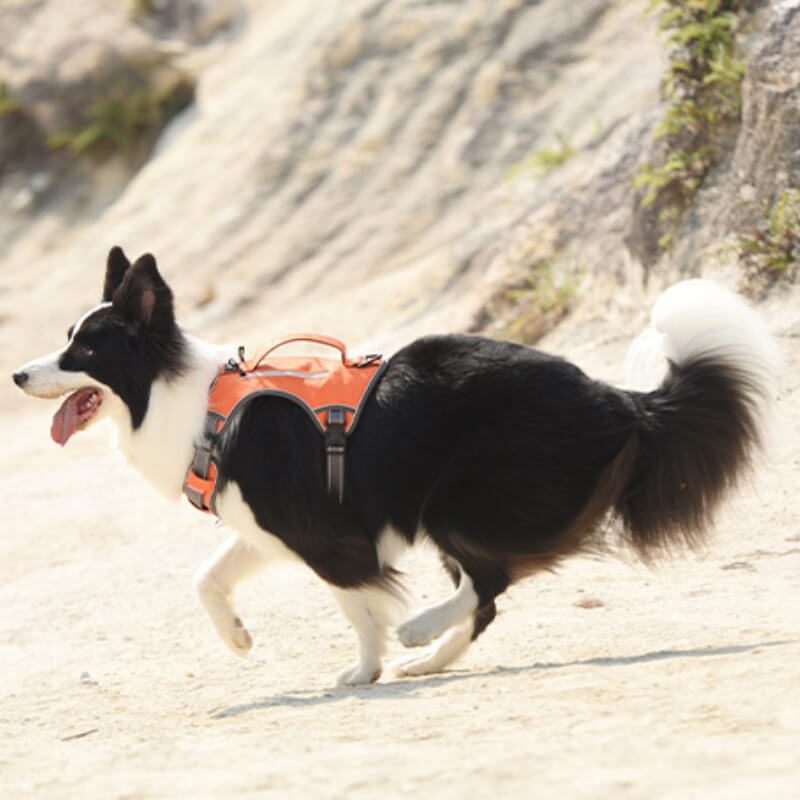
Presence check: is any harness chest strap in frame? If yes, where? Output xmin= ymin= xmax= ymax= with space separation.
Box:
xmin=183 ymin=334 xmax=385 ymax=514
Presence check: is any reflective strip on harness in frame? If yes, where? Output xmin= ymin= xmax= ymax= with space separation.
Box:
xmin=183 ymin=334 xmax=385 ymax=514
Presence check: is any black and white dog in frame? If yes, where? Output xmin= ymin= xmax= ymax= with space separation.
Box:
xmin=12 ymin=247 xmax=776 ymax=685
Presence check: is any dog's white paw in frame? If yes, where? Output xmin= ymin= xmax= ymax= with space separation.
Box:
xmin=396 ymin=613 xmax=438 ymax=648
xmin=392 ymin=653 xmax=441 ymax=677
xmin=335 ymin=661 xmax=382 ymax=687
xmin=223 ymin=616 xmax=253 ymax=657
xmin=393 ymin=624 xmax=472 ymax=677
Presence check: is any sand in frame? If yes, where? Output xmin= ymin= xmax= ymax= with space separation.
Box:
xmin=1 ymin=286 xmax=799 ymax=799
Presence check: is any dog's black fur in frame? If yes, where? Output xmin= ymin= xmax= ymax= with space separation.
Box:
xmin=216 ymin=329 xmax=762 ymax=643
xmin=60 ymin=250 xmax=187 ymax=428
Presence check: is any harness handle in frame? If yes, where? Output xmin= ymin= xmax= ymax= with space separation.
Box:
xmin=251 ymin=333 xmax=358 ymax=370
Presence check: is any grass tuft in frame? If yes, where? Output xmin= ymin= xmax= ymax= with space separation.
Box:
xmin=507 ymin=132 xmax=577 ymax=180
xmin=46 ymin=76 xmax=193 ymax=161
xmin=0 ymin=80 xmax=20 ymax=115
xmin=738 ymin=189 xmax=800 ymax=278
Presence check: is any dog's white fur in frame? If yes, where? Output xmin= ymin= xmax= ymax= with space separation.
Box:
xmin=627 ymin=279 xmax=779 ymax=399
xmin=115 ymin=335 xmax=231 ymax=498
xmin=396 ymin=570 xmax=477 ymax=647
xmin=393 ymin=621 xmax=474 ymax=677
xmin=15 ymin=304 xmax=115 ymax=401
xmin=18 ymin=328 xmax=230 ymax=497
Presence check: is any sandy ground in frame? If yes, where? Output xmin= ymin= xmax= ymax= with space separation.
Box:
xmin=1 ymin=287 xmax=799 ymax=799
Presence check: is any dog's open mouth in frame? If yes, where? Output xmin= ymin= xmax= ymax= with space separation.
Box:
xmin=51 ymin=388 xmax=104 ymax=446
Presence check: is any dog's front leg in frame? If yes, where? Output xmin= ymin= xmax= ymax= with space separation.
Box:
xmin=329 ymin=585 xmax=397 ymax=687
xmin=193 ymin=533 xmax=268 ymax=656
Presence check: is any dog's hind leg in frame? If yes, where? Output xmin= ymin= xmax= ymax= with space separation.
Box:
xmin=392 ymin=601 xmax=500 ymax=677
xmin=330 ymin=582 xmax=403 ymax=687
xmin=471 ymin=599 xmax=498 ymax=640
xmin=439 ymin=553 xmax=462 ymax=587
xmin=394 ymin=560 xmax=508 ymax=676
xmin=396 ymin=564 xmax=478 ymax=648
xmin=393 ymin=620 xmax=473 ymax=676
xmin=193 ymin=533 xmax=269 ymax=657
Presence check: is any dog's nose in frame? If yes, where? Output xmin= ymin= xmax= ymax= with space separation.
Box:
xmin=12 ymin=370 xmax=29 ymax=388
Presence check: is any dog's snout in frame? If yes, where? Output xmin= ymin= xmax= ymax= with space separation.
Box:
xmin=12 ymin=370 xmax=29 ymax=388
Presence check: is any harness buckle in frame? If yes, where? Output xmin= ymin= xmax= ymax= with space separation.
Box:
xmin=185 ymin=484 xmax=207 ymax=510
xmin=355 ymin=353 xmax=381 ymax=368
xmin=188 ymin=411 xmax=223 ymax=504
xmin=225 ymin=346 xmax=248 ymax=376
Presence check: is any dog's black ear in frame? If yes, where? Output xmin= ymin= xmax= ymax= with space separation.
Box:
xmin=103 ymin=246 xmax=131 ymax=301
xmin=113 ymin=253 xmax=174 ymax=329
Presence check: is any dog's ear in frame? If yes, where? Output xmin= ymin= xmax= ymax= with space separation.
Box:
xmin=112 ymin=253 xmax=175 ymax=330
xmin=103 ymin=246 xmax=131 ymax=301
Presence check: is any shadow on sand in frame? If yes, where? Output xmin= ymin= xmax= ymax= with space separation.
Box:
xmin=209 ymin=638 xmax=793 ymax=719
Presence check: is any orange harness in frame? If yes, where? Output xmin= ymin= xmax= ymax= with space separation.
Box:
xmin=183 ymin=334 xmax=386 ymax=514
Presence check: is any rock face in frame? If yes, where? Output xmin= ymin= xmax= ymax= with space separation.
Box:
xmin=0 ymin=0 xmax=796 ymax=363
xmin=708 ymin=1 xmax=800 ymax=235
xmin=0 ymin=0 xmax=664 ymax=357
xmin=625 ymin=1 xmax=800 ymax=288
xmin=0 ymin=103 xmax=46 ymax=173
xmin=0 ymin=2 xmax=195 ymax=222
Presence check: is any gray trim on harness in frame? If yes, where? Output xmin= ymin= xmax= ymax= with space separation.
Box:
xmin=322 ymin=359 xmax=389 ymax=436
xmin=249 ymin=369 xmax=331 ymax=379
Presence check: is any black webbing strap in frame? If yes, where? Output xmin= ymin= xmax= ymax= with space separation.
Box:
xmin=325 ymin=407 xmax=347 ymax=503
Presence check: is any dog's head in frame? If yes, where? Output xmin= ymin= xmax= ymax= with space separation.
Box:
xmin=12 ymin=247 xmax=186 ymax=444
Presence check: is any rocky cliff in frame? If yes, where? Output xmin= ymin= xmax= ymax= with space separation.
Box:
xmin=1 ymin=0 xmax=798 ymax=367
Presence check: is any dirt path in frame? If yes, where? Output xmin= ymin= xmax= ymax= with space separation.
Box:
xmin=2 ymin=294 xmax=799 ymax=799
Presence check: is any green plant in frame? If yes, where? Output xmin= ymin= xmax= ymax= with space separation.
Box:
xmin=507 ymin=132 xmax=577 ymax=180
xmin=635 ymin=0 xmax=746 ymax=249
xmin=503 ymin=259 xmax=582 ymax=342
xmin=0 ymin=81 xmax=20 ymax=115
xmin=633 ymin=145 xmax=715 ymax=248
xmin=128 ymin=0 xmax=159 ymax=19
xmin=47 ymin=78 xmax=192 ymax=160
xmin=738 ymin=189 xmax=800 ymax=275
xmin=634 ymin=146 xmax=715 ymax=206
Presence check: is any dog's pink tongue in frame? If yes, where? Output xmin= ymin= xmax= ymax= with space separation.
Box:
xmin=51 ymin=394 xmax=79 ymax=446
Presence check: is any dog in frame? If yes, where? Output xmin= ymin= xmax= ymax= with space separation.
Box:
xmin=12 ymin=247 xmax=776 ymax=685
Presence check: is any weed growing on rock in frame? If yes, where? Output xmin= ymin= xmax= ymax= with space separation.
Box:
xmin=47 ymin=77 xmax=193 ymax=161
xmin=0 ymin=81 xmax=20 ymax=115
xmin=634 ymin=0 xmax=746 ymax=249
xmin=502 ymin=259 xmax=582 ymax=343
xmin=738 ymin=188 xmax=800 ymax=278
xmin=470 ymin=255 xmax=582 ymax=344
xmin=127 ymin=0 xmax=159 ymax=20
xmin=507 ymin=132 xmax=577 ymax=180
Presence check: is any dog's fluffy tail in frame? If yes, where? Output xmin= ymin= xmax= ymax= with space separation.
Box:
xmin=618 ymin=279 xmax=778 ymax=556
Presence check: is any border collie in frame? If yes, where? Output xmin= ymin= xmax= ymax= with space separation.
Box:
xmin=12 ymin=247 xmax=776 ymax=686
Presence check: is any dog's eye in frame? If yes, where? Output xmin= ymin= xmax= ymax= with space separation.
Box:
xmin=72 ymin=341 xmax=95 ymax=357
